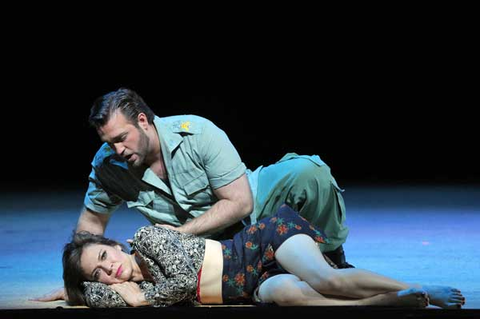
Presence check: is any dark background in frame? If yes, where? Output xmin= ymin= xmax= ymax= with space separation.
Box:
xmin=2 ymin=15 xmax=478 ymax=192
xmin=6 ymin=73 xmax=478 ymax=192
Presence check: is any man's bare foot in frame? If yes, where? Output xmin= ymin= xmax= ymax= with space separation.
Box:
xmin=422 ymin=285 xmax=466 ymax=309
xmin=393 ymin=288 xmax=429 ymax=308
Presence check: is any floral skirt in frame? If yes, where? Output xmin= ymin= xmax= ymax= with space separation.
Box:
xmin=219 ymin=204 xmax=330 ymax=304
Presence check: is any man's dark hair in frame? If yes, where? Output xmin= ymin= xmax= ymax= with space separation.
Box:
xmin=89 ymin=88 xmax=155 ymax=129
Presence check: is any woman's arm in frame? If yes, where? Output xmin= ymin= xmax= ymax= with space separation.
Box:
xmin=83 ymin=226 xmax=202 ymax=308
xmin=132 ymin=226 xmax=201 ymax=307
xmin=110 ymin=282 xmax=149 ymax=307
xmin=83 ymin=282 xmax=127 ymax=307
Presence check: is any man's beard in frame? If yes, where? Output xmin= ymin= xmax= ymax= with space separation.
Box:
xmin=130 ymin=128 xmax=150 ymax=168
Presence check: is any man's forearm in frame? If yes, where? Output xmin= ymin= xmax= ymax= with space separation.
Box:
xmin=178 ymin=198 xmax=251 ymax=236
xmin=76 ymin=207 xmax=109 ymax=235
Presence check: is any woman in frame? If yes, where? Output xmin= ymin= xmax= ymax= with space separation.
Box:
xmin=63 ymin=204 xmax=465 ymax=308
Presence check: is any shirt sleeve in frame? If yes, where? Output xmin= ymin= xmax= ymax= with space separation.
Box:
xmin=83 ymin=168 xmax=123 ymax=214
xmin=83 ymin=282 xmax=127 ymax=308
xmin=133 ymin=226 xmax=199 ymax=307
xmin=198 ymin=119 xmax=246 ymax=189
xmin=83 ymin=281 xmax=157 ymax=308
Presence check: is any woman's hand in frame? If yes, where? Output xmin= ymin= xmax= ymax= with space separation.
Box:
xmin=110 ymin=282 xmax=149 ymax=307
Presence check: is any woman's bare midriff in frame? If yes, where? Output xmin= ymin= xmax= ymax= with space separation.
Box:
xmin=199 ymin=239 xmax=223 ymax=304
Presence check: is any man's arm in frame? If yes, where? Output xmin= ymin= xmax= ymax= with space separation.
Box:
xmin=176 ymin=174 xmax=253 ymax=236
xmin=76 ymin=207 xmax=110 ymax=235
xmin=30 ymin=288 xmax=67 ymax=302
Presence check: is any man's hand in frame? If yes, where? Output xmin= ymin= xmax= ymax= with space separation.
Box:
xmin=154 ymin=224 xmax=179 ymax=231
xmin=30 ymin=287 xmax=66 ymax=302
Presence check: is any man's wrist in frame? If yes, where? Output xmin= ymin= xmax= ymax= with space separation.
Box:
xmin=176 ymin=224 xmax=187 ymax=233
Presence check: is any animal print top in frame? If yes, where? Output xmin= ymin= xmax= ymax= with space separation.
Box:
xmin=83 ymin=225 xmax=206 ymax=307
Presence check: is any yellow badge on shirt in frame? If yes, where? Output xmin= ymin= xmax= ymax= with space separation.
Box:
xmin=180 ymin=121 xmax=191 ymax=131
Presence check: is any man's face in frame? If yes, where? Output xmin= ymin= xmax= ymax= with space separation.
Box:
xmin=97 ymin=111 xmax=150 ymax=167
xmin=80 ymin=243 xmax=133 ymax=285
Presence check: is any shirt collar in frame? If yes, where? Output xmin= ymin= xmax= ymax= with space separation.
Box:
xmin=154 ymin=115 xmax=199 ymax=154
xmin=154 ymin=116 xmax=182 ymax=154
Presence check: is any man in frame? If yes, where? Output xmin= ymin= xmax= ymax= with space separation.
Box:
xmin=35 ymin=88 xmax=352 ymax=302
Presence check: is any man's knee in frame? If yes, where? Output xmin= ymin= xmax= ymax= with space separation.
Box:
xmin=286 ymin=162 xmax=338 ymax=212
xmin=291 ymin=161 xmax=333 ymax=192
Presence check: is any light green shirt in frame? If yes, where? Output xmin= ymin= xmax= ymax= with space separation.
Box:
xmin=84 ymin=115 xmax=251 ymax=228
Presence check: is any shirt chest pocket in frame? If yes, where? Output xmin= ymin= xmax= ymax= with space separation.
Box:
xmin=126 ymin=190 xmax=180 ymax=225
xmin=126 ymin=190 xmax=156 ymax=208
xmin=181 ymin=172 xmax=214 ymax=203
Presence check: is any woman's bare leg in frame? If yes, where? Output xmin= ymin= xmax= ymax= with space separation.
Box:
xmin=275 ymin=234 xmax=465 ymax=308
xmin=275 ymin=234 xmax=410 ymax=298
xmin=258 ymin=274 xmax=429 ymax=307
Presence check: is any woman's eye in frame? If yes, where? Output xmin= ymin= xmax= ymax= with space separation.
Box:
xmin=93 ymin=271 xmax=99 ymax=280
xmin=101 ymin=251 xmax=107 ymax=260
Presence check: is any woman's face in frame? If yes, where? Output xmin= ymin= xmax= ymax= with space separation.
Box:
xmin=80 ymin=243 xmax=133 ymax=285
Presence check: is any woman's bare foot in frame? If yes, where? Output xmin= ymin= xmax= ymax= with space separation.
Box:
xmin=422 ymin=285 xmax=466 ymax=309
xmin=364 ymin=288 xmax=429 ymax=307
xmin=393 ymin=288 xmax=429 ymax=308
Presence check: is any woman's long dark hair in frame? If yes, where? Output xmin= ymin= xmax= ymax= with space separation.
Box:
xmin=62 ymin=231 xmax=127 ymax=306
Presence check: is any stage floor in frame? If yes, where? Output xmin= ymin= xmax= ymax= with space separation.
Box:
xmin=1 ymin=184 xmax=479 ymax=317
